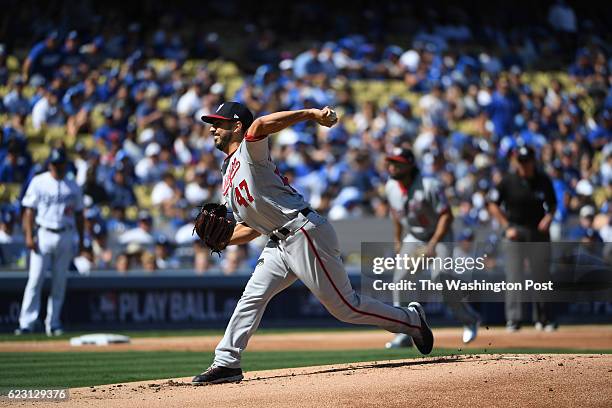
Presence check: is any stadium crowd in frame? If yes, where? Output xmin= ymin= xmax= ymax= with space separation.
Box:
xmin=0 ymin=1 xmax=610 ymax=274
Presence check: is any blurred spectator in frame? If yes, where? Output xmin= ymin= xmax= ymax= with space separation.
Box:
xmin=177 ymin=80 xmax=203 ymax=117
xmin=485 ymin=78 xmax=517 ymax=138
xmin=94 ymin=108 xmax=123 ymax=147
xmin=0 ymin=210 xmax=18 ymax=244
xmin=23 ymin=31 xmax=62 ymax=81
xmin=3 ymin=77 xmax=30 ymax=115
xmin=151 ymin=172 xmax=181 ymax=215
xmin=141 ymin=251 xmax=157 ymax=273
xmin=62 ymin=31 xmax=82 ymax=70
xmin=0 ymin=44 xmax=7 ymax=86
xmin=453 ymin=228 xmax=476 ymax=260
xmin=154 ymin=235 xmax=180 ymax=269
xmin=185 ymin=169 xmax=213 ymax=205
xmin=193 ymin=241 xmax=210 ymax=275
xmin=118 ymin=211 xmax=156 ymax=245
xmin=0 ymin=2 xmax=611 ymax=275
xmin=115 ymin=253 xmax=130 ymax=274
xmin=418 ymin=84 xmax=447 ymax=129
xmin=328 ymin=187 xmax=364 ymax=220
xmin=106 ymin=164 xmax=137 ymax=208
xmin=568 ymin=205 xmax=596 ymax=240
xmin=548 ymin=0 xmax=577 ymax=33
xmin=0 ymin=140 xmax=31 ymax=183
xmin=221 ymin=246 xmax=249 ymax=276
xmin=31 ymin=88 xmax=65 ymax=130
xmin=83 ymin=166 xmax=110 ymax=205
xmin=73 ymin=241 xmax=94 ymax=276
xmin=107 ymin=204 xmax=136 ymax=236
xmin=135 ymin=142 xmax=165 ymax=183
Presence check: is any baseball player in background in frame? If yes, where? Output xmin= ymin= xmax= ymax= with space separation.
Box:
xmin=15 ymin=147 xmax=84 ymax=336
xmin=192 ymin=102 xmax=434 ymax=385
xmin=385 ymin=148 xmax=481 ymax=347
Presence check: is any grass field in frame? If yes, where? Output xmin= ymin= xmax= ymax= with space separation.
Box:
xmin=0 ymin=327 xmax=368 ymax=342
xmin=1 ymin=348 xmax=611 ymax=389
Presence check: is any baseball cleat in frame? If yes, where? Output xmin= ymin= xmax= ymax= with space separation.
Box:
xmin=385 ymin=333 xmax=414 ymax=349
xmin=46 ymin=327 xmax=64 ymax=337
xmin=506 ymin=321 xmax=521 ymax=332
xmin=407 ymin=302 xmax=434 ymax=355
xmin=462 ymin=321 xmax=479 ymax=344
xmin=14 ymin=328 xmax=34 ymax=336
xmin=535 ymin=321 xmax=558 ymax=332
xmin=192 ymin=366 xmax=243 ymax=385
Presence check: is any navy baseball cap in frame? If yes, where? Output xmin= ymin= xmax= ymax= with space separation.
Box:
xmin=49 ymin=148 xmax=67 ymax=164
xmin=201 ymin=102 xmax=254 ymax=129
xmin=386 ymin=148 xmax=415 ymax=165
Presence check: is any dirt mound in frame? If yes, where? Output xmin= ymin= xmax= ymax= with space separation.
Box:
xmin=6 ymin=354 xmax=610 ymax=408
xmin=2 ymin=326 xmax=611 ymax=353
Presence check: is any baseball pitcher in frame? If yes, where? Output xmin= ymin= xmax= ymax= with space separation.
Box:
xmin=191 ymin=102 xmax=434 ymax=384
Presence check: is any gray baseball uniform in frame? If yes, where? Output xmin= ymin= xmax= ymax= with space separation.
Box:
xmin=385 ymin=174 xmax=479 ymax=325
xmin=213 ymin=134 xmax=424 ymax=369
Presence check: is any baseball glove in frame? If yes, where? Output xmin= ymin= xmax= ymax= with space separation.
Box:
xmin=192 ymin=203 xmax=236 ymax=255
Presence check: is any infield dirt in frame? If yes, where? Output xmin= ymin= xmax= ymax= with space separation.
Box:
xmin=1 ymin=325 xmax=611 ymax=352
xmin=3 ymin=354 xmax=611 ymax=408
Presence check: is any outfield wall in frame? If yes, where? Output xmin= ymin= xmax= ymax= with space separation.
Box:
xmin=1 ymin=273 xmax=611 ymax=332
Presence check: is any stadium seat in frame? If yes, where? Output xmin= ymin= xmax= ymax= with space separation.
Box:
xmin=126 ymin=205 xmax=139 ymax=221
xmin=90 ymin=108 xmax=106 ymax=130
xmin=389 ymin=80 xmax=407 ymax=94
xmin=100 ymin=205 xmax=111 ymax=219
xmin=225 ymin=78 xmax=244 ymax=99
xmin=0 ymin=183 xmax=22 ymax=204
xmin=134 ymin=185 xmax=153 ymax=209
xmin=22 ymin=86 xmax=35 ymax=99
xmin=44 ymin=126 xmax=69 ymax=145
xmin=216 ymin=62 xmax=240 ymax=80
xmin=30 ymin=144 xmax=51 ymax=162
xmin=172 ymin=166 xmax=185 ymax=181
xmin=157 ymin=97 xmax=172 ymax=112
xmin=7 ymin=55 xmax=20 ymax=72
xmin=78 ymin=134 xmax=96 ymax=150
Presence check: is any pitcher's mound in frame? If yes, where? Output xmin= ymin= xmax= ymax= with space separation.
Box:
xmin=28 ymin=354 xmax=612 ymax=408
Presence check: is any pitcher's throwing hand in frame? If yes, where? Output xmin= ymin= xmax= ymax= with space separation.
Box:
xmin=315 ymin=106 xmax=338 ymax=127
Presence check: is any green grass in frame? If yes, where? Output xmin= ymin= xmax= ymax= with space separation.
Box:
xmin=0 ymin=327 xmax=376 ymax=342
xmin=1 ymin=348 xmax=610 ymax=389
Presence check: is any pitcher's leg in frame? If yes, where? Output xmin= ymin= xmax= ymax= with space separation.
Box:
xmin=288 ymin=223 xmax=422 ymax=336
xmin=214 ymin=245 xmax=297 ymax=368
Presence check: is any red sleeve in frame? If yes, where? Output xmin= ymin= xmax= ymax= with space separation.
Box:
xmin=244 ymin=133 xmax=268 ymax=142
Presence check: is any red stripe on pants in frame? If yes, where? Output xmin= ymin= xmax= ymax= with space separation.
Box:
xmin=299 ymin=227 xmax=420 ymax=330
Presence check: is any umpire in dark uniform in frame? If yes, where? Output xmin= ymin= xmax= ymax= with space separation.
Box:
xmin=488 ymin=146 xmax=557 ymax=332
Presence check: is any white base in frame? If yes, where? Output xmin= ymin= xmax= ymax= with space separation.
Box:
xmin=69 ymin=333 xmax=131 ymax=346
